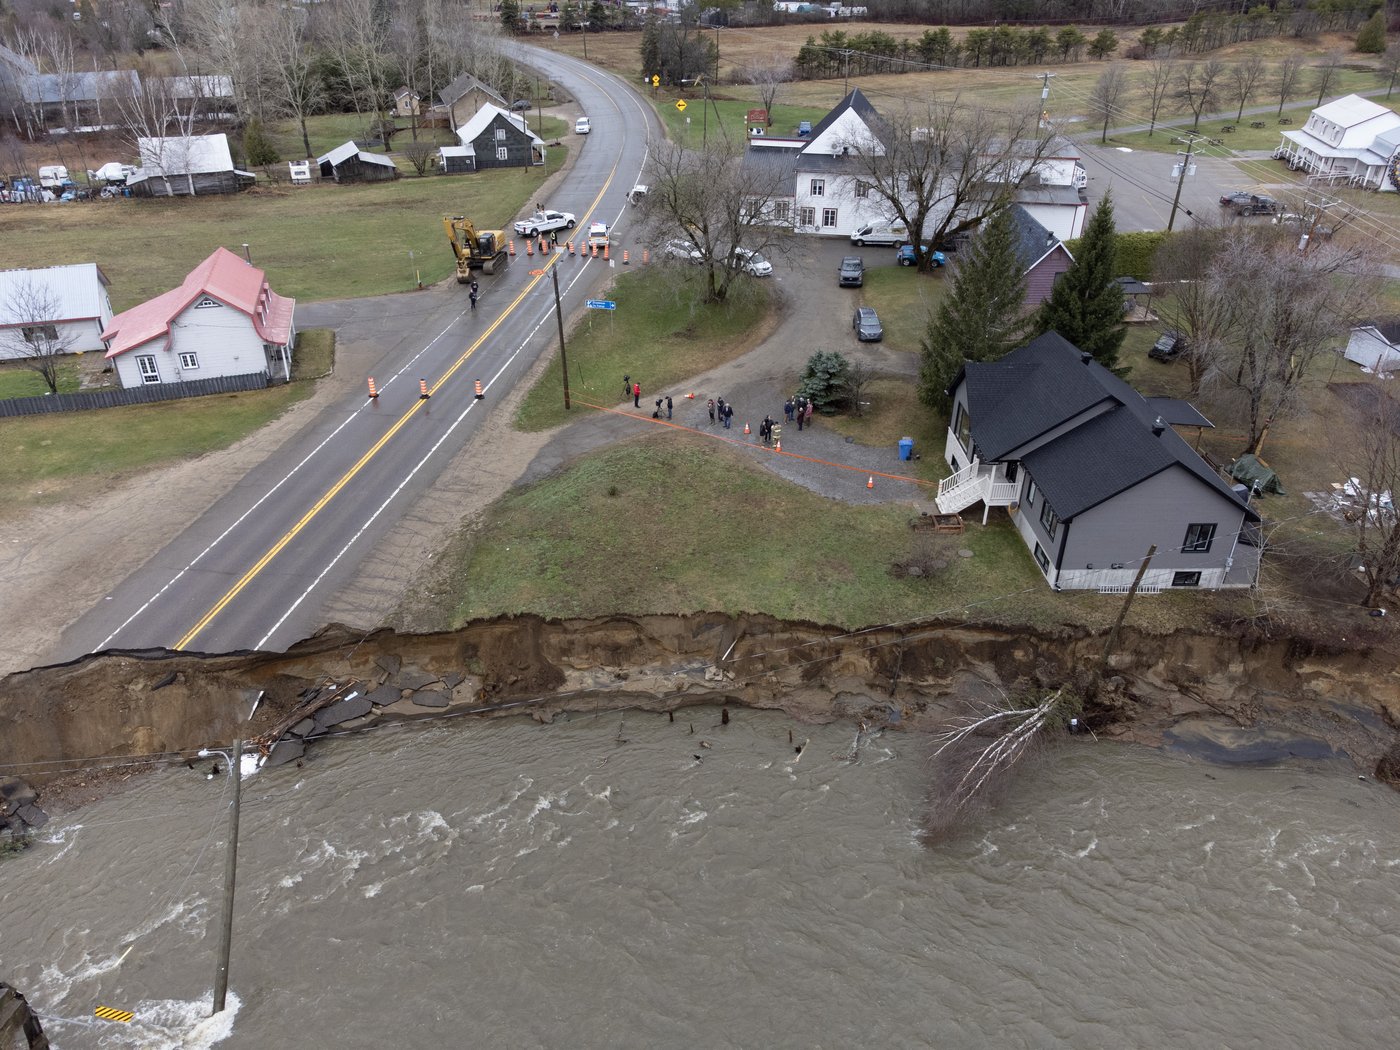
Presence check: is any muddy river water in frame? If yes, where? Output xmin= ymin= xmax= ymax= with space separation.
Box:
xmin=3 ymin=707 xmax=1397 ymax=1048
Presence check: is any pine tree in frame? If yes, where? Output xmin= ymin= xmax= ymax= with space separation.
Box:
xmin=1036 ymin=192 xmax=1125 ymax=371
xmin=242 ymin=118 xmax=279 ymax=168
xmin=918 ymin=205 xmax=1030 ymax=408
xmin=1356 ymin=11 xmax=1387 ymax=55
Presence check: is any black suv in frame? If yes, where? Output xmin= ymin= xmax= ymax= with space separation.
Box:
xmin=838 ymin=256 xmax=865 ymax=287
xmin=1149 ymin=331 xmax=1187 ymax=362
xmin=1219 ymin=190 xmax=1278 ymax=216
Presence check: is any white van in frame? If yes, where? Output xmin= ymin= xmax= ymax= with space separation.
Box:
xmin=38 ymin=165 xmax=71 ymax=189
xmin=849 ymin=222 xmax=909 ymax=247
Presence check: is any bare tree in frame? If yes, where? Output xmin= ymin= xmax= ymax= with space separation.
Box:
xmin=321 ymin=0 xmax=391 ymax=122
xmin=0 ymin=279 xmax=77 ymax=394
xmin=168 ymin=0 xmax=253 ymax=121
xmin=1152 ymin=224 xmax=1235 ymax=399
xmin=1089 ymin=64 xmax=1129 ymax=143
xmin=114 ymin=60 xmax=202 ymax=196
xmin=1275 ymin=52 xmax=1306 ymax=117
xmin=401 ymin=139 xmax=436 ymax=176
xmin=743 ymin=56 xmax=793 ymax=126
xmin=1312 ymin=51 xmax=1344 ymax=108
xmin=258 ymin=4 xmax=324 ymax=160
xmin=638 ymin=137 xmax=790 ymax=304
xmin=1173 ymin=59 xmax=1225 ymax=131
xmin=1228 ymin=53 xmax=1267 ymax=123
xmin=1208 ymin=230 xmax=1379 ymax=456
xmin=1381 ymin=43 xmax=1400 ymax=99
xmin=1338 ymin=379 xmax=1400 ymax=608
xmin=837 ymin=96 xmax=1053 ymax=273
xmin=1142 ymin=59 xmax=1174 ymax=137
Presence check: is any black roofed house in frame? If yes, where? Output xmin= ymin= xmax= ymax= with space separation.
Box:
xmin=435 ymin=72 xmax=508 ymax=130
xmin=1008 ymin=204 xmax=1074 ymax=308
xmin=316 ymin=141 xmax=400 ymax=183
xmin=937 ymin=331 xmax=1261 ymax=592
xmin=452 ymin=103 xmax=545 ymax=169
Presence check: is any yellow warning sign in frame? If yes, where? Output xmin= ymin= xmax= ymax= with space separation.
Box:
xmin=651 ymin=75 xmax=660 ymax=87
xmin=95 ymin=1005 xmax=135 ymax=1023
xmin=675 ymin=100 xmax=687 ymax=112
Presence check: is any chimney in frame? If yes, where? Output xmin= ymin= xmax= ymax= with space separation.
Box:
xmin=1152 ymin=416 xmax=1165 ymax=436
xmin=1080 ymin=352 xmax=1091 ymax=364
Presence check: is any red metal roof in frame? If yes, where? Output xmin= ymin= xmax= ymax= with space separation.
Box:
xmin=101 ymin=247 xmax=294 ymax=357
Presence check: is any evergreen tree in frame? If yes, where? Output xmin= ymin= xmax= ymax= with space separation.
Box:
xmin=640 ymin=16 xmax=661 ymax=82
xmin=918 ymin=205 xmax=1030 ymax=409
xmin=1356 ymin=11 xmax=1387 ymax=55
xmin=796 ymin=350 xmax=851 ymax=414
xmin=242 ymin=118 xmax=279 ymax=168
xmin=1035 ymin=192 xmax=1125 ymax=371
xmin=499 ymin=0 xmax=521 ymax=34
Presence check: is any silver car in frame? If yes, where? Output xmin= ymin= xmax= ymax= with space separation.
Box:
xmin=853 ymin=307 xmax=883 ymax=342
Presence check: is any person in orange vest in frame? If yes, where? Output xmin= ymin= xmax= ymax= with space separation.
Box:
xmin=633 ymin=381 xmax=641 ymax=408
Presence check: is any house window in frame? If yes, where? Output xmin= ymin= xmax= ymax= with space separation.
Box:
xmin=179 ymin=352 xmax=199 ymax=370
xmin=1025 ymin=479 xmax=1037 ymax=507
xmin=22 ymin=324 xmax=58 ymax=344
xmin=1172 ymin=571 xmax=1202 ymax=587
xmin=495 ymin=128 xmax=506 ymax=140
xmin=774 ymin=200 xmax=791 ymax=223
xmin=496 ymin=146 xmax=509 ymax=161
xmin=195 ymin=296 xmax=220 ymax=309
xmin=797 ymin=206 xmax=815 ymax=227
xmin=854 ymin=181 xmax=870 ymax=198
xmin=810 ymin=178 xmax=825 ymax=196
xmin=821 ymin=208 xmax=838 ymax=228
xmin=1039 ymin=500 xmax=1059 ymax=540
xmin=136 ymin=354 xmax=160 ymax=384
xmin=1183 ymin=523 xmax=1216 ymax=553
xmin=1034 ymin=543 xmax=1050 ymax=575
xmin=953 ymin=403 xmax=971 ymax=451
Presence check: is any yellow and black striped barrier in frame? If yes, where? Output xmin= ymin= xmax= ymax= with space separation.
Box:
xmin=94 ymin=1005 xmax=134 ymax=1023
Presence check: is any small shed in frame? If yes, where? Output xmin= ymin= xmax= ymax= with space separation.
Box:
xmin=316 ymin=141 xmax=400 ymax=183
xmin=1115 ymin=276 xmax=1155 ymax=323
xmin=437 ymin=144 xmax=476 ymax=175
xmin=1345 ymin=320 xmax=1400 ymax=374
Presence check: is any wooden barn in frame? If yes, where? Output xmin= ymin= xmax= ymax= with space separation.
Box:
xmin=316 ymin=141 xmax=400 ymax=183
xmin=454 ymin=104 xmax=545 ymax=170
xmin=126 ymin=134 xmax=255 ymax=197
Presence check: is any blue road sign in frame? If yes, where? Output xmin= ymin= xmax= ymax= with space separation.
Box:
xmin=585 ymin=299 xmax=617 ymax=310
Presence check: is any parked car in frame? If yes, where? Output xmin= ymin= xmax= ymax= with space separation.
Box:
xmin=1219 ymin=190 xmax=1278 ymax=216
xmin=852 ymin=306 xmax=883 ymax=342
xmin=730 ymin=246 xmax=773 ymax=277
xmin=575 ymin=116 xmax=591 ymax=134
xmin=511 ymin=98 xmax=532 ymax=111
xmin=1149 ymin=331 xmax=1187 ymax=362
xmin=663 ymin=238 xmax=703 ymax=263
xmin=850 ymin=222 xmax=909 ymax=247
xmin=838 ymin=256 xmax=865 ymax=287
xmin=586 ymin=221 xmax=610 ymax=247
xmin=513 ymin=209 xmax=576 ymax=236
xmin=627 ymin=184 xmax=649 ymax=205
xmin=796 ymin=120 xmax=812 ymax=136
xmin=896 ymin=244 xmax=946 ymax=268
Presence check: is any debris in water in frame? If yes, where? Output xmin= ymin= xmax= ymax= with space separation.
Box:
xmin=792 ymin=738 xmax=809 ymax=762
xmin=721 ymin=707 xmax=730 ymax=726
xmin=700 ymin=740 xmax=711 ymax=749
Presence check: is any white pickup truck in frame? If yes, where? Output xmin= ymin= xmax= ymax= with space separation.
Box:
xmin=513 ymin=209 xmax=576 ymax=237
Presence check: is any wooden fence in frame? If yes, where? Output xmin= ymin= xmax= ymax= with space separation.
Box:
xmin=0 ymin=371 xmax=270 ymax=418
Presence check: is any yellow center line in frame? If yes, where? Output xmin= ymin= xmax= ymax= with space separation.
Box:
xmin=175 ymin=162 xmax=621 ymax=650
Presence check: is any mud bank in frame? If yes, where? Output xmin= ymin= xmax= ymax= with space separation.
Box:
xmin=2 ymin=614 xmax=1398 ymax=796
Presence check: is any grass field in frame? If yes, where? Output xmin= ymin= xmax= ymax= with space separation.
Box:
xmin=514 ymin=264 xmax=774 ymax=431
xmin=0 ymin=361 xmax=80 ymax=399
xmin=0 ymin=381 xmax=314 ymax=517
xmin=0 ymin=152 xmax=565 ymax=311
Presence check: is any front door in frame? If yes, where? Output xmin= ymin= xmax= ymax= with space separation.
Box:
xmin=136 ymin=354 xmax=160 ymax=384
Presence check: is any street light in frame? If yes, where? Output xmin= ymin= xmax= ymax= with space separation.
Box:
xmin=198 ymin=689 xmax=262 ymax=1017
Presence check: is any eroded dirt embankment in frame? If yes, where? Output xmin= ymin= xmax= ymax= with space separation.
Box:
xmin=3 ymin=615 xmax=1399 ymax=796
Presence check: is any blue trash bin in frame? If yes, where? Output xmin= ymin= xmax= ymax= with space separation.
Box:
xmin=898 ymin=437 xmax=914 ymax=461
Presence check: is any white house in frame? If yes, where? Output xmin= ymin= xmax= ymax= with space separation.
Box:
xmin=127 ymin=133 xmax=256 ymax=197
xmin=101 ymin=247 xmax=295 ymax=388
xmin=1276 ymin=94 xmax=1400 ymax=191
xmin=1345 ymin=320 xmax=1400 ymax=373
xmin=996 ymin=136 xmax=1087 ymax=240
xmin=0 ymin=263 xmax=114 ymax=359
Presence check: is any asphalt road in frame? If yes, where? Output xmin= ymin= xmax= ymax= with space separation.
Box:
xmin=54 ymin=48 xmax=661 ymax=660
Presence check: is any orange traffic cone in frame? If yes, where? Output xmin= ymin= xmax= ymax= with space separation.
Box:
xmin=526 ymin=239 xmax=534 ymax=257
xmin=775 ymin=440 xmax=781 ymax=452
xmin=642 ymin=249 xmax=651 ymax=264
xmin=623 ymin=249 xmax=630 ymax=265
xmin=568 ymin=241 xmax=575 ymax=256
xmin=509 ymin=240 xmax=516 ymax=256
xmin=474 ymin=380 xmax=484 ymax=400
xmin=867 ymin=476 xmax=874 ymax=489
xmin=685 ymin=392 xmax=694 ymax=399
xmin=367 ymin=377 xmax=378 ymax=399
xmin=420 ymin=379 xmax=430 ymax=400
xmin=743 ymin=422 xmax=750 ymax=435
xmin=604 ymin=243 xmax=610 ymax=260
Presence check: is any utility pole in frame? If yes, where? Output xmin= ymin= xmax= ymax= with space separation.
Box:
xmin=1100 ymin=545 xmax=1157 ymax=671
xmin=1036 ymin=71 xmax=1056 ymax=128
xmin=581 ymin=11 xmax=588 ymax=61
xmin=1166 ymin=134 xmax=1200 ymax=232
xmin=842 ymin=50 xmax=853 ymax=95
xmin=550 ymin=253 xmax=571 ymax=409
xmin=207 ymin=736 xmax=241 ymax=1015
xmin=1299 ymin=194 xmax=1335 ymax=255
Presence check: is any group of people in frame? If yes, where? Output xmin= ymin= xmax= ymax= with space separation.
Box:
xmin=757 ymin=416 xmax=782 ymax=446
xmin=706 ymin=397 xmax=735 ymax=429
xmin=784 ymin=396 xmax=816 ymax=431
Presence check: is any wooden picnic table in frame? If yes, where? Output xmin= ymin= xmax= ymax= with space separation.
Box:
xmin=1249 ymin=120 xmax=1266 ymax=129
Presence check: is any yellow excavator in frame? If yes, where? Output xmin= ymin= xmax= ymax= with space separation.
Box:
xmin=443 ymin=215 xmax=508 ymax=280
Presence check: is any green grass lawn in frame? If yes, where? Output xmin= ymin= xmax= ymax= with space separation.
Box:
xmin=0 ymin=362 xmax=80 ymax=399
xmin=857 ymin=264 xmax=945 ymax=352
xmin=0 ymin=153 xmax=565 ymax=310
xmin=291 ymin=329 xmax=336 ymax=381
xmin=515 ymin=265 xmax=773 ymax=431
xmin=653 ymin=95 xmax=832 ymax=149
xmin=0 ymin=382 xmax=314 ymax=517
xmin=1104 ymin=101 xmax=1323 ymax=155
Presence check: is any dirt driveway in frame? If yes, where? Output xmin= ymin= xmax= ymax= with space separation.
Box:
xmin=0 ymin=237 xmax=934 ymax=674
